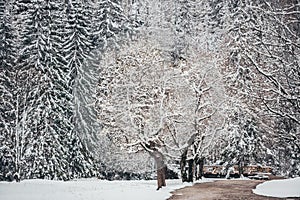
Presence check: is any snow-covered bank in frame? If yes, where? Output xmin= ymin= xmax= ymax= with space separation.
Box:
xmin=0 ymin=178 xmax=202 ymax=200
xmin=253 ymin=177 xmax=300 ymax=198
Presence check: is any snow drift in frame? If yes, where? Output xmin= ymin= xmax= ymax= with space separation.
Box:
xmin=253 ymin=177 xmax=300 ymax=198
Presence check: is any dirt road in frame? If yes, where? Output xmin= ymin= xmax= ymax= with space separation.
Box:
xmin=167 ymin=180 xmax=300 ymax=200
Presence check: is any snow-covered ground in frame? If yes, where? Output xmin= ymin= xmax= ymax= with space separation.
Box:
xmin=253 ymin=177 xmax=300 ymax=198
xmin=2 ymin=177 xmax=299 ymax=200
xmin=0 ymin=178 xmax=206 ymax=200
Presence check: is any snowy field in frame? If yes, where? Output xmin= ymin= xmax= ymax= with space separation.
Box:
xmin=1 ymin=177 xmax=299 ymax=200
xmin=253 ymin=177 xmax=300 ymax=198
xmin=0 ymin=178 xmax=200 ymax=200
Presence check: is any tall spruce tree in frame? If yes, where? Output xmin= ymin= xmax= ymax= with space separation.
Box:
xmin=64 ymin=0 xmax=100 ymax=152
xmin=93 ymin=0 xmax=130 ymax=49
xmin=0 ymin=0 xmax=19 ymax=181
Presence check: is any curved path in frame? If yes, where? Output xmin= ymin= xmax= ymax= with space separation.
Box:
xmin=167 ymin=180 xmax=300 ymax=200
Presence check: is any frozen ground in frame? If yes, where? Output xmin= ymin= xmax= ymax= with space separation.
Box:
xmin=253 ymin=177 xmax=300 ymax=198
xmin=1 ymin=177 xmax=299 ymax=200
xmin=0 ymin=178 xmax=197 ymax=200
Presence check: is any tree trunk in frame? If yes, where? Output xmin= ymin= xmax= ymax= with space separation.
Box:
xmin=150 ymin=150 xmax=166 ymax=190
xmin=180 ymin=150 xmax=188 ymax=182
xmin=157 ymin=165 xmax=166 ymax=190
xmin=195 ymin=157 xmax=204 ymax=180
xmin=187 ymin=159 xmax=194 ymax=182
xmin=238 ymin=157 xmax=244 ymax=177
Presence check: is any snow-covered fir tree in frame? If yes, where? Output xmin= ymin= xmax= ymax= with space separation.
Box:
xmin=0 ymin=0 xmax=19 ymax=181
xmin=93 ymin=0 xmax=131 ymax=49
xmin=63 ymin=0 xmax=100 ymax=152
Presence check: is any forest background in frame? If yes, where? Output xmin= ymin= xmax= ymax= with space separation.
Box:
xmin=0 ymin=0 xmax=299 ymax=183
